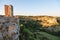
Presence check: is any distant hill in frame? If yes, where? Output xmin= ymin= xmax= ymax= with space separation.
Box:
xmin=19 ymin=15 xmax=60 ymax=27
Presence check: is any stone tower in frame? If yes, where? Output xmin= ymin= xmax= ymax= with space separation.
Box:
xmin=5 ymin=5 xmax=13 ymax=17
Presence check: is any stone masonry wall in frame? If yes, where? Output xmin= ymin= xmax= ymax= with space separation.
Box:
xmin=0 ymin=16 xmax=19 ymax=40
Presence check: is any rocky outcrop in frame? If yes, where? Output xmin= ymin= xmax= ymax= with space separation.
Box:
xmin=0 ymin=16 xmax=19 ymax=40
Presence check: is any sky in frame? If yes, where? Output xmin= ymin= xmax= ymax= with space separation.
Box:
xmin=0 ymin=0 xmax=60 ymax=16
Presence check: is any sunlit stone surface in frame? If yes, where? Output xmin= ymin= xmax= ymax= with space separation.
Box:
xmin=0 ymin=16 xmax=19 ymax=40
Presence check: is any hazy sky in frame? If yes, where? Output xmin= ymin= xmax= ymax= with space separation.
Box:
xmin=0 ymin=0 xmax=60 ymax=16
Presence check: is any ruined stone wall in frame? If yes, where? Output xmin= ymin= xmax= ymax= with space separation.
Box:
xmin=0 ymin=16 xmax=19 ymax=40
